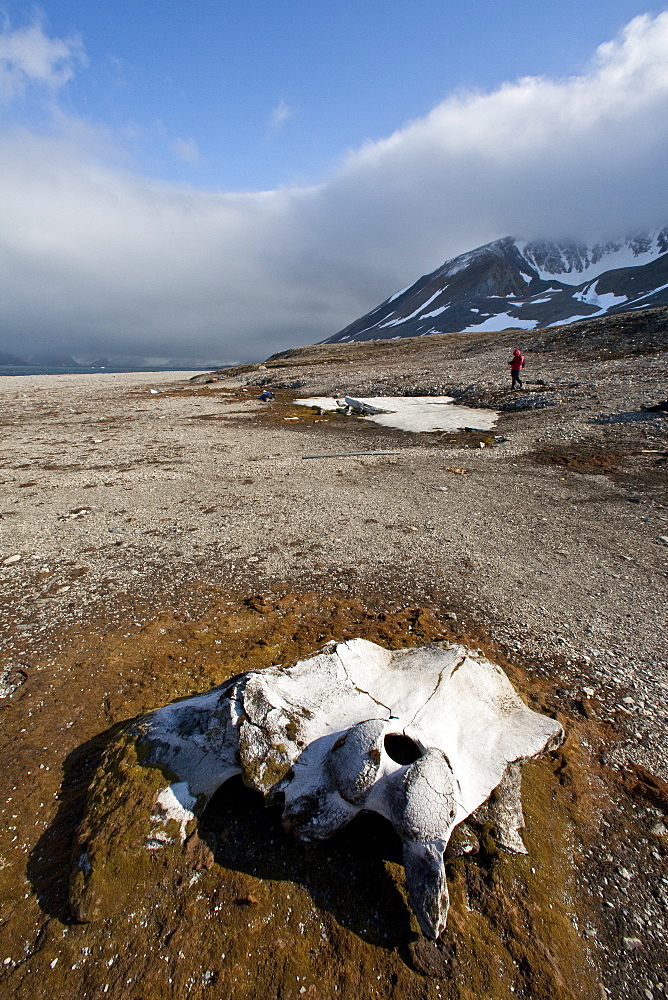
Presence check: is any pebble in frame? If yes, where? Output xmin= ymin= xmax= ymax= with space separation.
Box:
xmin=622 ymin=937 xmax=642 ymax=951
xmin=658 ymin=536 xmax=668 ymax=546
xmin=2 ymin=555 xmax=21 ymax=566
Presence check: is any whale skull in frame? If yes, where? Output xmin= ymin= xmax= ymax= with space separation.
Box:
xmin=74 ymin=639 xmax=563 ymax=937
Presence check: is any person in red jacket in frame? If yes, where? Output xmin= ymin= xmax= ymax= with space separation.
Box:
xmin=508 ymin=348 xmax=525 ymax=389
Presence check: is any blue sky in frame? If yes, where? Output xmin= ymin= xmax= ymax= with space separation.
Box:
xmin=3 ymin=0 xmax=656 ymax=190
xmin=0 ymin=3 xmax=666 ymax=361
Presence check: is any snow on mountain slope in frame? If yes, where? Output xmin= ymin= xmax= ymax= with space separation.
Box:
xmin=324 ymin=229 xmax=668 ymax=344
xmin=517 ymin=230 xmax=668 ymax=283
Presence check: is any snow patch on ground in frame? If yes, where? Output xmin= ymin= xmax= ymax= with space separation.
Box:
xmin=546 ymin=313 xmax=591 ymax=327
xmin=627 ymin=280 xmax=668 ymax=303
xmin=573 ymin=284 xmax=627 ymax=310
xmin=296 ymin=396 xmax=498 ymax=433
xmin=388 ymin=283 xmax=412 ymax=303
xmin=421 ymin=305 xmax=450 ymax=318
xmin=379 ymin=290 xmax=443 ymax=327
xmin=461 ymin=313 xmax=539 ymax=333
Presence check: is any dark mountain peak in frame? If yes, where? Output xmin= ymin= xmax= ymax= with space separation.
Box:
xmin=324 ymin=229 xmax=668 ymax=344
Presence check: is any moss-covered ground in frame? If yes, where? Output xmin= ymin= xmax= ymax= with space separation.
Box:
xmin=0 ymin=586 xmax=660 ymax=999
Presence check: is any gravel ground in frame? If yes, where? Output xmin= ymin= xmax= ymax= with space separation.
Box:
xmin=0 ymin=332 xmax=667 ymax=1000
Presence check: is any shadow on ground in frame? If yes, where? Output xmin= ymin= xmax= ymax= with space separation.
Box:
xmin=199 ymin=775 xmax=414 ymax=950
xmin=26 ymin=720 xmax=135 ymax=923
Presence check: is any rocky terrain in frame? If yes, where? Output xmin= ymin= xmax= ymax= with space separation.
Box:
xmin=0 ymin=310 xmax=666 ymax=1000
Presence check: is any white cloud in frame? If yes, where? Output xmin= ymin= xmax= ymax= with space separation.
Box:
xmin=0 ymin=19 xmax=86 ymax=102
xmin=0 ymin=13 xmax=667 ymax=362
xmin=270 ymin=99 xmax=293 ymax=131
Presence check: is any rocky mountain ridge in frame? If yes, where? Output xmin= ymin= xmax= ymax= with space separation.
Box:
xmin=324 ymin=230 xmax=668 ymax=344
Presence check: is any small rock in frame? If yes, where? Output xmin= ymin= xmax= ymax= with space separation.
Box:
xmin=622 ymin=936 xmax=642 ymax=951
xmin=650 ymin=821 xmax=667 ymax=837
xmin=621 ymin=696 xmax=635 ymax=705
xmin=657 ymin=536 xmax=668 ymax=546
xmin=583 ymin=687 xmax=595 ymax=698
xmin=2 ymin=554 xmax=21 ymax=566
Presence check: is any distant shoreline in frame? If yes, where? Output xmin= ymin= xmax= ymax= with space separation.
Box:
xmin=0 ymin=363 xmax=221 ymax=377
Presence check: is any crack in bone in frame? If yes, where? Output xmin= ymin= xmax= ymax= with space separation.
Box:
xmin=408 ymin=659 xmax=461 ymax=728
xmin=338 ymin=652 xmax=393 ymax=716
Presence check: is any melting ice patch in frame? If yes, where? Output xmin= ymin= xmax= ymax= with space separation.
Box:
xmin=297 ymin=396 xmax=498 ymax=433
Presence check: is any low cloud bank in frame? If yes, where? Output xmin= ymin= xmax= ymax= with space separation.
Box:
xmin=0 ymin=13 xmax=667 ymax=361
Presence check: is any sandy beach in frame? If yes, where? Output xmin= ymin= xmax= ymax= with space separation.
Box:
xmin=0 ymin=329 xmax=667 ymax=1000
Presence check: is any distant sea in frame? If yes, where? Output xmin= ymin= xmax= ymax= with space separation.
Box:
xmin=0 ymin=363 xmax=222 ymax=377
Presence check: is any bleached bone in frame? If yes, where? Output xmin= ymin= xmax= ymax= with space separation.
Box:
xmin=342 ymin=396 xmax=393 ymax=415
xmin=73 ymin=640 xmax=563 ymax=937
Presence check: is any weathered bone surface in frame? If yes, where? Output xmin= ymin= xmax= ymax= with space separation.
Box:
xmin=70 ymin=640 xmax=563 ymax=937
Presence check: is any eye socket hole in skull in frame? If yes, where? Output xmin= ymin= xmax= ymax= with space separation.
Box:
xmin=383 ymin=733 xmax=422 ymax=765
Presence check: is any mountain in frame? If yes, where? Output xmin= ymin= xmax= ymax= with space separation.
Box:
xmin=323 ymin=230 xmax=668 ymax=344
xmin=27 ymin=352 xmax=81 ymax=367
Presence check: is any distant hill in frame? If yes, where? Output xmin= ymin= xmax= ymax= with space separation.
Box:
xmin=27 ymin=352 xmax=81 ymax=367
xmin=324 ymin=229 xmax=668 ymax=344
xmin=0 ymin=350 xmax=29 ymax=365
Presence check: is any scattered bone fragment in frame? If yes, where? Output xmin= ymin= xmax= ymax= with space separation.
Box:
xmin=342 ymin=397 xmax=393 ymax=416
